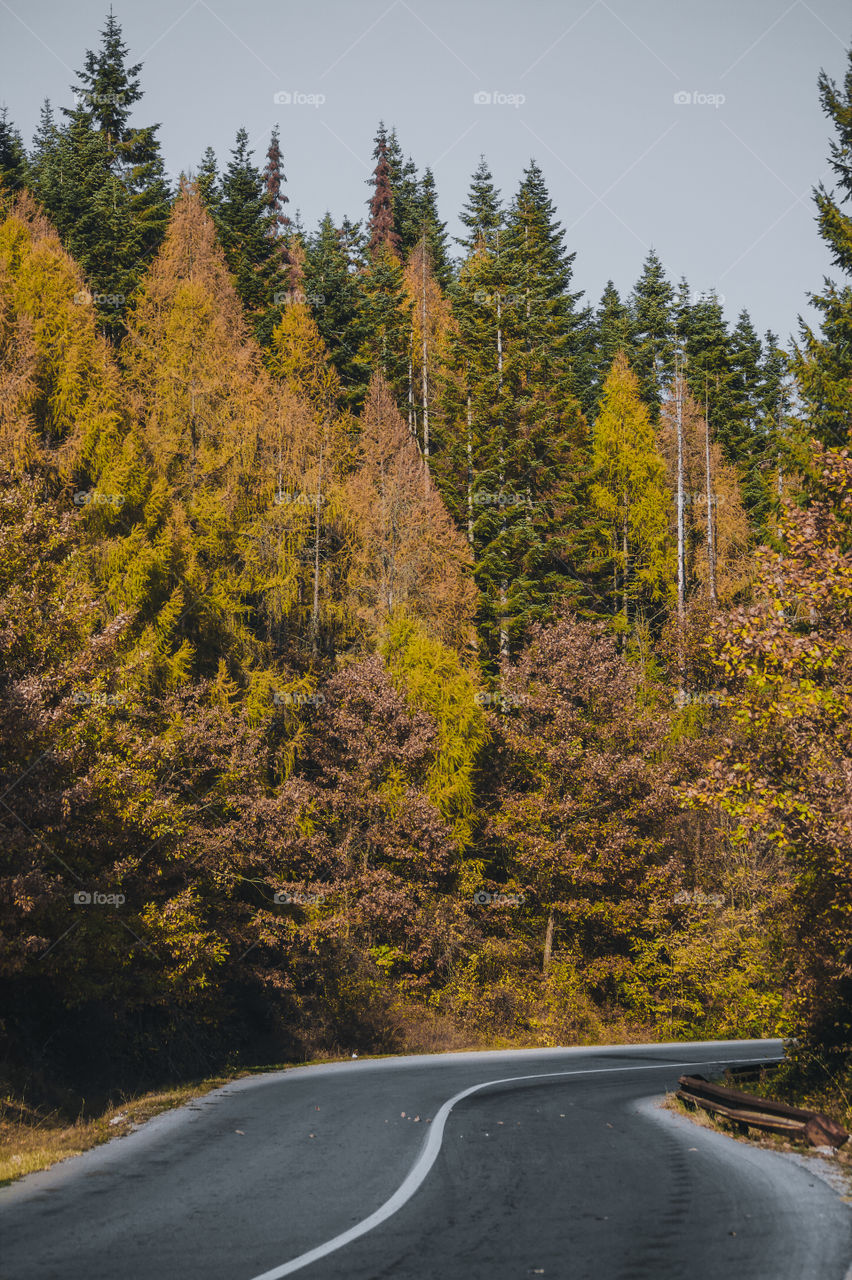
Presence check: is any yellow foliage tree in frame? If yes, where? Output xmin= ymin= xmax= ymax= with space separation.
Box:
xmin=0 ymin=192 xmax=130 ymax=483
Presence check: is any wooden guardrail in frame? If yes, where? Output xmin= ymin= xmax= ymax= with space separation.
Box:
xmin=677 ymin=1074 xmax=849 ymax=1149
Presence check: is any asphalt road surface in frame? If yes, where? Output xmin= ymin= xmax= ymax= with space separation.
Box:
xmin=2 ymin=1039 xmax=850 ymax=1280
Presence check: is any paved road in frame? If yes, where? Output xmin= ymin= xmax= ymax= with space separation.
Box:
xmin=1 ymin=1040 xmax=850 ymax=1280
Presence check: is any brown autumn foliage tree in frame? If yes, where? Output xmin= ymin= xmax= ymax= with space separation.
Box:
xmin=485 ymin=617 xmax=679 ymax=990
xmin=261 ymin=657 xmax=472 ymax=1019
xmin=474 ymin=610 xmax=787 ymax=1042
xmin=345 ymin=372 xmax=478 ymax=652
xmin=689 ymin=442 xmax=852 ymax=1073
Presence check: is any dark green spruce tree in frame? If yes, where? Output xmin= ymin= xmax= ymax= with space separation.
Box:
xmin=29 ymin=13 xmax=170 ymax=337
xmin=216 ymin=127 xmax=291 ymax=346
xmin=304 ymin=213 xmax=369 ymax=407
xmin=361 ymin=125 xmax=411 ymax=404
xmin=33 ymin=107 xmax=139 ymax=339
xmin=630 ymin=249 xmax=675 ymax=418
xmin=443 ymin=159 xmax=593 ymax=667
xmin=417 ymin=167 xmax=452 ymax=288
xmin=196 ymin=145 xmax=220 ymax=209
xmin=455 ymin=155 xmax=503 ymax=253
xmin=68 ymin=8 xmax=171 ymax=265
xmin=795 ymin=45 xmax=852 ymax=447
xmin=584 ymin=280 xmax=632 ymax=417
xmin=0 ymin=108 xmax=28 ymax=192
xmin=386 ymin=127 xmax=420 ymax=254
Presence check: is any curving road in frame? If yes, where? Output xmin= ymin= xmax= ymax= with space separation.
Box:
xmin=1 ymin=1040 xmax=850 ymax=1280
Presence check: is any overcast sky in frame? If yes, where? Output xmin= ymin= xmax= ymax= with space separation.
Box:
xmin=1 ymin=0 xmax=850 ymax=343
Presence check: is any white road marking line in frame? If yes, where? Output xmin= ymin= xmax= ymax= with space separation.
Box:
xmin=245 ymin=1054 xmax=779 ymax=1279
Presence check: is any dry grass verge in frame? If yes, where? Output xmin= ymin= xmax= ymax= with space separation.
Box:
xmin=0 ymin=1075 xmax=250 ymax=1187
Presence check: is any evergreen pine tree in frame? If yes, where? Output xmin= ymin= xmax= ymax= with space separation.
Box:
xmin=263 ymin=126 xmax=291 ymax=244
xmin=303 ymin=213 xmax=369 ymax=408
xmin=28 ymin=15 xmax=170 ymax=336
xmin=501 ymin=161 xmax=586 ymax=385
xmin=441 ymin=162 xmax=593 ymax=663
xmin=672 ymin=275 xmax=693 ymax=348
xmin=630 ymin=249 xmax=675 ymax=419
xmin=359 ymin=242 xmax=413 ymax=407
xmin=681 ymin=292 xmax=739 ymax=464
xmin=795 ymin=45 xmax=852 ymax=446
xmin=29 ymin=100 xmax=58 ymax=186
xmin=417 ymin=167 xmax=452 ymax=288
xmin=456 ymin=156 xmax=503 ymax=252
xmin=0 ymin=109 xmax=28 ymax=192
xmin=34 ymin=108 xmax=139 ymax=340
xmin=66 ymin=10 xmax=170 ymax=274
xmin=196 ymin=145 xmax=220 ymax=209
xmin=367 ymin=123 xmax=401 ymax=256
xmin=727 ymin=309 xmax=768 ymax=514
xmin=386 ymin=128 xmax=420 ymax=253
xmin=728 ymin=310 xmax=763 ymax=425
xmin=747 ymin=330 xmax=794 ymax=537
xmin=217 ymin=127 xmax=290 ymax=346
xmin=584 ymin=280 xmax=632 ymax=417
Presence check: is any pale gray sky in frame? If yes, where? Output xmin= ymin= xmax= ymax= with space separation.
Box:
xmin=1 ymin=0 xmax=850 ymax=342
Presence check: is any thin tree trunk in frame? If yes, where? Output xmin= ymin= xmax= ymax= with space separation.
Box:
xmin=704 ymin=383 xmax=717 ymax=604
xmin=543 ymin=910 xmax=554 ymax=975
xmin=496 ymin=293 xmax=509 ymax=663
xmin=622 ymin=523 xmax=629 ymax=632
xmin=676 ymin=368 xmax=685 ymax=622
xmin=497 ymin=296 xmax=503 ymax=385
xmin=499 ymin=583 xmax=510 ymax=667
xmin=421 ymin=240 xmax=429 ymax=493
xmin=310 ymin=437 xmax=323 ymax=659
xmin=466 ymin=389 xmax=474 ymax=546
xmin=676 ymin=365 xmax=685 ymax=704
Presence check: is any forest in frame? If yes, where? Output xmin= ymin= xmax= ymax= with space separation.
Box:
xmin=0 ymin=13 xmax=850 ymax=1110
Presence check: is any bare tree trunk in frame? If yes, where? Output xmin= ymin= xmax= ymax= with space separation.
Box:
xmin=543 ymin=910 xmax=554 ymax=975
xmin=496 ymin=292 xmax=509 ymax=664
xmin=622 ymin=523 xmax=629 ymax=632
xmin=676 ymin=365 xmax=685 ymax=704
xmin=421 ymin=241 xmax=429 ymax=494
xmin=496 ymin=296 xmax=503 ymax=385
xmin=310 ymin=438 xmax=324 ymax=659
xmin=499 ymin=582 xmax=510 ymax=668
xmin=466 ymin=389 xmax=474 ymax=546
xmin=704 ymin=384 xmax=717 ymax=605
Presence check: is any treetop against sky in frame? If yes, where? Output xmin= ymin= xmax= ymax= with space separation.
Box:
xmin=0 ymin=0 xmax=849 ymax=340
